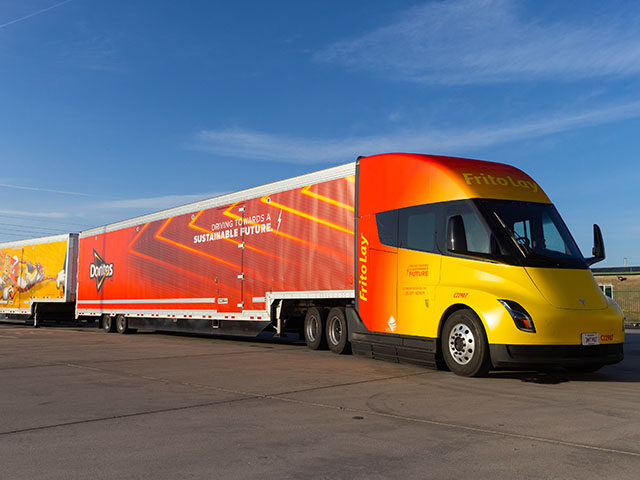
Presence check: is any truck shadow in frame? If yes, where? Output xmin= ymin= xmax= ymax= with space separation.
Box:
xmin=489 ymin=366 xmax=640 ymax=383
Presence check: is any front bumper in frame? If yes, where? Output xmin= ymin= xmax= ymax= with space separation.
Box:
xmin=489 ymin=343 xmax=624 ymax=369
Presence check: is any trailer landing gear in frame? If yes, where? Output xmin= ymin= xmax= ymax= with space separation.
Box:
xmin=32 ymin=304 xmax=40 ymax=328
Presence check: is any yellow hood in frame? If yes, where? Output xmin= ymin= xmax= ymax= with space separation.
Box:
xmin=525 ymin=267 xmax=607 ymax=310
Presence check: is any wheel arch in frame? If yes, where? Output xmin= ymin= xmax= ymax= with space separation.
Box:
xmin=438 ymin=304 xmax=472 ymax=340
xmin=438 ymin=303 xmax=492 ymax=343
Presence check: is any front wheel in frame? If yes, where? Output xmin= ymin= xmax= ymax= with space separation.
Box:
xmin=441 ymin=309 xmax=491 ymax=377
xmin=326 ymin=307 xmax=351 ymax=354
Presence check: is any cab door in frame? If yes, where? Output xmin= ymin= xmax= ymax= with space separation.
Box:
xmin=356 ymin=212 xmax=398 ymax=334
xmin=396 ymin=204 xmax=441 ymax=338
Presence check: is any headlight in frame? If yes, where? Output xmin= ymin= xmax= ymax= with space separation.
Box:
xmin=498 ymin=299 xmax=536 ymax=333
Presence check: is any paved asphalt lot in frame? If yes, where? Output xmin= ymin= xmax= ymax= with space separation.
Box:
xmin=0 ymin=322 xmax=639 ymax=479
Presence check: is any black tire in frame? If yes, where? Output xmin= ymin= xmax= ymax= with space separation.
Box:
xmin=304 ymin=307 xmax=327 ymax=350
xmin=326 ymin=307 xmax=351 ymax=354
xmin=441 ymin=309 xmax=491 ymax=377
xmin=116 ymin=314 xmax=131 ymax=334
xmin=102 ymin=314 xmax=116 ymax=333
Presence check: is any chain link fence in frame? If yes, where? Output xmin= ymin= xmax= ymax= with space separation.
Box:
xmin=613 ymin=290 xmax=640 ymax=326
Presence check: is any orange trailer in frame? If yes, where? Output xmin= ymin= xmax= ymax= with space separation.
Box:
xmin=77 ymin=163 xmax=356 ymax=337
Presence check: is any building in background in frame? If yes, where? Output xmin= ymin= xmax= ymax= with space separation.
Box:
xmin=592 ymin=266 xmax=640 ymax=325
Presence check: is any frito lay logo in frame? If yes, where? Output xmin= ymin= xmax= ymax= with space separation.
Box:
xmin=89 ymin=250 xmax=114 ymax=292
xmin=462 ymin=172 xmax=539 ymax=193
xmin=358 ymin=233 xmax=369 ymax=302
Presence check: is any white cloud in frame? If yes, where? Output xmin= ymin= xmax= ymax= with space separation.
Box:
xmin=315 ymin=0 xmax=640 ymax=84
xmin=93 ymin=193 xmax=222 ymax=210
xmin=0 ymin=183 xmax=94 ymax=197
xmin=192 ymin=100 xmax=640 ymax=164
xmin=0 ymin=0 xmax=73 ymax=30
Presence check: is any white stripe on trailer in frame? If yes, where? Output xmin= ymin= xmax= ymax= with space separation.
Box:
xmin=76 ymin=297 xmax=217 ymax=305
xmin=77 ymin=291 xmax=354 ymax=322
xmin=76 ymin=308 xmax=269 ymax=321
xmin=26 ymin=297 xmax=66 ymax=303
xmin=0 ymin=308 xmax=30 ymax=314
xmin=265 ymin=290 xmax=355 ymax=307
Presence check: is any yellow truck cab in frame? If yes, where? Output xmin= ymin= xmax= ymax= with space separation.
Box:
xmin=349 ymin=153 xmax=624 ymax=376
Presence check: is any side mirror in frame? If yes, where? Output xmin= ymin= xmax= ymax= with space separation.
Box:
xmin=585 ymin=224 xmax=605 ymax=266
xmin=447 ymin=215 xmax=467 ymax=253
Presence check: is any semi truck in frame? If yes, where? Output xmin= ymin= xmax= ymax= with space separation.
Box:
xmin=0 ymin=233 xmax=78 ymax=327
xmin=4 ymin=154 xmax=625 ymax=376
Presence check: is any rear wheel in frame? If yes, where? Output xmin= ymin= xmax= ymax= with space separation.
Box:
xmin=326 ymin=307 xmax=351 ymax=354
xmin=441 ymin=309 xmax=491 ymax=377
xmin=116 ymin=314 xmax=133 ymax=334
xmin=102 ymin=314 xmax=116 ymax=333
xmin=304 ymin=307 xmax=327 ymax=350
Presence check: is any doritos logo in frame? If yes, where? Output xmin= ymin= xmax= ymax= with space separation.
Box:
xmin=89 ymin=250 xmax=113 ymax=292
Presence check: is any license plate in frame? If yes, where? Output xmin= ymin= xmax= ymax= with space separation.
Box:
xmin=581 ymin=333 xmax=600 ymax=346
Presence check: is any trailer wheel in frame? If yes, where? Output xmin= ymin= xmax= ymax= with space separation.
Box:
xmin=304 ymin=307 xmax=327 ymax=350
xmin=116 ymin=315 xmax=132 ymax=334
xmin=326 ymin=307 xmax=351 ymax=354
xmin=441 ymin=309 xmax=491 ymax=377
xmin=102 ymin=314 xmax=116 ymax=333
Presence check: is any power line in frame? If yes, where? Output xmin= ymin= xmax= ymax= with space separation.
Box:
xmin=0 ymin=226 xmax=67 ymax=237
xmin=0 ymin=222 xmax=70 ymax=233
xmin=0 ymin=232 xmax=48 ymax=239
xmin=0 ymin=213 xmax=91 ymax=228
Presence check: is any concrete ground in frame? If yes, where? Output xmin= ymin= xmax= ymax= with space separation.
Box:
xmin=0 ymin=322 xmax=639 ymax=479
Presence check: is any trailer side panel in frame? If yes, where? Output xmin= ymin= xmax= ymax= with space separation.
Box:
xmin=0 ymin=234 xmax=76 ymax=315
xmin=77 ymin=175 xmax=355 ymax=332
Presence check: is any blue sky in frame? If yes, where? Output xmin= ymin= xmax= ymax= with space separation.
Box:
xmin=0 ymin=0 xmax=638 ymax=267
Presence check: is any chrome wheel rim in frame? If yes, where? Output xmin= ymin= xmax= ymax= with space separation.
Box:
xmin=328 ymin=316 xmax=342 ymax=346
xmin=448 ymin=323 xmax=475 ymax=365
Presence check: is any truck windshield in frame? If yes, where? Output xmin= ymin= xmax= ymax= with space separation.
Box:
xmin=474 ymin=199 xmax=587 ymax=269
